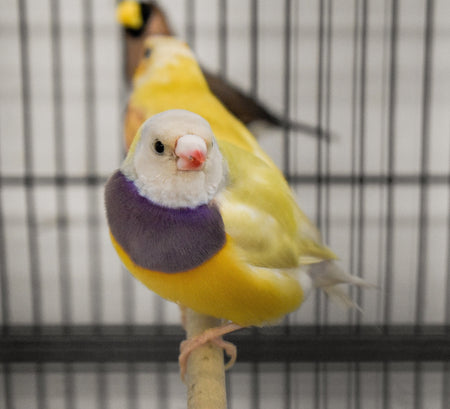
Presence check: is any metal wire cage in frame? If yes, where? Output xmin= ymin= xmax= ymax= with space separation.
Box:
xmin=1 ymin=0 xmax=449 ymax=408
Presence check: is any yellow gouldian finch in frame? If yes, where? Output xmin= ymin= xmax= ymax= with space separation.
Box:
xmin=105 ymin=36 xmax=372 ymax=378
xmin=116 ymin=1 xmax=330 ymax=140
xmin=105 ymin=108 xmax=371 ymax=378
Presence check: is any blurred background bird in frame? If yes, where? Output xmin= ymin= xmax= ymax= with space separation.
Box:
xmin=105 ymin=36 xmax=373 ymax=377
xmin=116 ymin=0 xmax=332 ymax=142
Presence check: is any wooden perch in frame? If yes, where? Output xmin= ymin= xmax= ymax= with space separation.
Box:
xmin=184 ymin=308 xmax=228 ymax=409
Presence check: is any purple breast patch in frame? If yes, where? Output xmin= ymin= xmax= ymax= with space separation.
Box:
xmin=104 ymin=170 xmax=226 ymax=273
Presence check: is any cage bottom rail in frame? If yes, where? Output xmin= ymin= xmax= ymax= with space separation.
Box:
xmin=1 ymin=325 xmax=448 ymax=363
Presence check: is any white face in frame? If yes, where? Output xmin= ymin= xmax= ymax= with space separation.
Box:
xmin=121 ymin=110 xmax=228 ymax=208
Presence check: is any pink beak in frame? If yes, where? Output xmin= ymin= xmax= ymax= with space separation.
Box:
xmin=175 ymin=134 xmax=207 ymax=171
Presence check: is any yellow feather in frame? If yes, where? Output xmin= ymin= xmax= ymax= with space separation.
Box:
xmin=111 ymin=233 xmax=304 ymax=326
xmin=217 ymin=140 xmax=338 ymax=268
xmin=116 ymin=1 xmax=143 ymax=30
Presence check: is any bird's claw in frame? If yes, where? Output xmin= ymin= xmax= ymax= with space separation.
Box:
xmin=178 ymin=323 xmax=242 ymax=381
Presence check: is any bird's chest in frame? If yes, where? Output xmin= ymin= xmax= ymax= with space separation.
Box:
xmin=105 ymin=170 xmax=226 ymax=273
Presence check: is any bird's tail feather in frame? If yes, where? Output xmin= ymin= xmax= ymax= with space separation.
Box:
xmin=307 ymin=261 xmax=376 ymax=311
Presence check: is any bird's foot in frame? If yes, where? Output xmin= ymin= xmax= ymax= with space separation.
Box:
xmin=179 ymin=323 xmax=242 ymax=381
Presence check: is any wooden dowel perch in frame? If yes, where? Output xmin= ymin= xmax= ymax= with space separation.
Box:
xmin=184 ymin=308 xmax=228 ymax=409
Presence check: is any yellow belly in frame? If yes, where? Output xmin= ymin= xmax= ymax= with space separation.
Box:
xmin=111 ymin=233 xmax=304 ymax=326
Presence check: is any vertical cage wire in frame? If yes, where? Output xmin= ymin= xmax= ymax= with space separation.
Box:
xmin=0 ymin=0 xmax=449 ymax=408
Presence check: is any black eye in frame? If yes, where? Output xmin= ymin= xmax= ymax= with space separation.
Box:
xmin=144 ymin=48 xmax=152 ymax=58
xmin=154 ymin=140 xmax=165 ymax=154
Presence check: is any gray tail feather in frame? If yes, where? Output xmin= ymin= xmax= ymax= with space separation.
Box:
xmin=307 ymin=261 xmax=377 ymax=311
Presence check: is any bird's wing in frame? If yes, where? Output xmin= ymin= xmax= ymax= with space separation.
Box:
xmin=217 ymin=140 xmax=337 ymax=269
